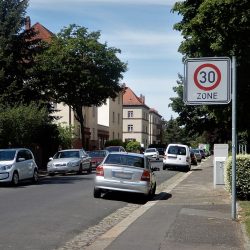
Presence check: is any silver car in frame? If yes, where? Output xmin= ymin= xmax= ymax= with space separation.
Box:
xmin=93 ymin=152 xmax=157 ymax=199
xmin=0 ymin=148 xmax=38 ymax=186
xmin=47 ymin=149 xmax=92 ymax=175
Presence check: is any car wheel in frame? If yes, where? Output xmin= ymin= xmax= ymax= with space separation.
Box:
xmin=32 ymin=169 xmax=39 ymax=183
xmin=12 ymin=171 xmax=19 ymax=186
xmin=150 ymin=184 xmax=156 ymax=198
xmin=88 ymin=163 xmax=92 ymax=174
xmin=78 ymin=164 xmax=83 ymax=175
xmin=93 ymin=188 xmax=101 ymax=198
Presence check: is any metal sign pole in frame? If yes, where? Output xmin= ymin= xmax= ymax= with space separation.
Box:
xmin=232 ymin=56 xmax=237 ymax=220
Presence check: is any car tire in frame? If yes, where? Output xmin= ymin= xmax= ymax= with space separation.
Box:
xmin=12 ymin=171 xmax=19 ymax=186
xmin=32 ymin=169 xmax=39 ymax=183
xmin=78 ymin=164 xmax=83 ymax=175
xmin=150 ymin=184 xmax=156 ymax=198
xmin=87 ymin=163 xmax=92 ymax=174
xmin=93 ymin=188 xmax=101 ymax=198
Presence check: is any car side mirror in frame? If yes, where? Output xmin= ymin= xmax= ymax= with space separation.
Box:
xmin=49 ymin=157 xmax=53 ymax=161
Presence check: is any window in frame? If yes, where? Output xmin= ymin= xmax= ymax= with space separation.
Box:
xmin=112 ymin=111 xmax=115 ymax=123
xmin=128 ymin=111 xmax=133 ymax=118
xmin=128 ymin=124 xmax=133 ymax=132
xmin=118 ymin=113 xmax=120 ymax=124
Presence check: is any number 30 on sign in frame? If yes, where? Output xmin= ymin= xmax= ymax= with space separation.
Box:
xmin=184 ymin=57 xmax=231 ymax=105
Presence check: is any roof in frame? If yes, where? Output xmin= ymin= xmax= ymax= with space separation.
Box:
xmin=123 ymin=87 xmax=148 ymax=108
xmin=31 ymin=22 xmax=54 ymax=42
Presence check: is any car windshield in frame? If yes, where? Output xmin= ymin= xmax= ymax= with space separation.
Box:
xmin=104 ymin=154 xmax=144 ymax=168
xmin=88 ymin=151 xmax=107 ymax=157
xmin=192 ymin=149 xmax=200 ymax=154
xmin=0 ymin=150 xmax=16 ymax=161
xmin=54 ymin=151 xmax=80 ymax=159
xmin=106 ymin=147 xmax=120 ymax=152
xmin=145 ymin=149 xmax=156 ymax=153
xmin=168 ymin=146 xmax=186 ymax=155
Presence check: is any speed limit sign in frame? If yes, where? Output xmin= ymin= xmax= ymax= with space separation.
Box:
xmin=184 ymin=57 xmax=231 ymax=105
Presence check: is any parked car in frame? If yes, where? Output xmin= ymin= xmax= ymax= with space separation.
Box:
xmin=163 ymin=144 xmax=191 ymax=171
xmin=105 ymin=146 xmax=126 ymax=152
xmin=190 ymin=151 xmax=198 ymax=165
xmin=156 ymin=148 xmax=166 ymax=156
xmin=93 ymin=152 xmax=157 ymax=200
xmin=144 ymin=148 xmax=160 ymax=160
xmin=191 ymin=149 xmax=202 ymax=162
xmin=198 ymin=149 xmax=206 ymax=159
xmin=47 ymin=149 xmax=92 ymax=175
xmin=0 ymin=148 xmax=38 ymax=186
xmin=87 ymin=150 xmax=109 ymax=169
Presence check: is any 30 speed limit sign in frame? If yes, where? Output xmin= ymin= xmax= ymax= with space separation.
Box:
xmin=184 ymin=57 xmax=231 ymax=105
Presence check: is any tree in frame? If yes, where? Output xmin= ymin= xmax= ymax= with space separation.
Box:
xmin=169 ymin=74 xmax=231 ymax=144
xmin=0 ymin=0 xmax=42 ymax=106
xmin=0 ymin=102 xmax=52 ymax=147
xmin=171 ymin=0 xmax=250 ymax=145
xmin=33 ymin=24 xmax=127 ymax=147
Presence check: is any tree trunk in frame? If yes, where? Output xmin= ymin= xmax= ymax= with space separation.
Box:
xmin=75 ymin=107 xmax=85 ymax=149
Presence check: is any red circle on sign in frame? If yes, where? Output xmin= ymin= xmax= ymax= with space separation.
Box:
xmin=194 ymin=63 xmax=221 ymax=91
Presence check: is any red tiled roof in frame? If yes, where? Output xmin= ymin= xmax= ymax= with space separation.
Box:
xmin=32 ymin=22 xmax=54 ymax=42
xmin=123 ymin=87 xmax=144 ymax=105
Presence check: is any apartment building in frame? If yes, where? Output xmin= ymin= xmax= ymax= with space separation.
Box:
xmin=98 ymin=92 xmax=123 ymax=142
xmin=122 ymin=87 xmax=163 ymax=148
xmin=149 ymin=108 xmax=162 ymax=145
xmin=123 ymin=87 xmax=150 ymax=148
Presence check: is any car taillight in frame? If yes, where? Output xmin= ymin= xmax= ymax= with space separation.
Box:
xmin=141 ymin=170 xmax=150 ymax=181
xmin=96 ymin=165 xmax=104 ymax=176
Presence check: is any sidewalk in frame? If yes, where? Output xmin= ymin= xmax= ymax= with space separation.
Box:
xmin=87 ymin=156 xmax=249 ymax=250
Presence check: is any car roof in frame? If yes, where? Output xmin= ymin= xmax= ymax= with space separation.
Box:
xmin=0 ymin=148 xmax=30 ymax=151
xmin=108 ymin=152 xmax=144 ymax=158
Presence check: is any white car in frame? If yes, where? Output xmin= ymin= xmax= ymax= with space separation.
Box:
xmin=47 ymin=149 xmax=92 ymax=175
xmin=144 ymin=148 xmax=160 ymax=160
xmin=0 ymin=148 xmax=38 ymax=185
xmin=163 ymin=144 xmax=191 ymax=171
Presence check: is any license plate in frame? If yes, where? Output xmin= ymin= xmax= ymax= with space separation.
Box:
xmin=113 ymin=172 xmax=132 ymax=179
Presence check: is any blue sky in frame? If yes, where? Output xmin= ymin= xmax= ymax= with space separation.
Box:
xmin=27 ymin=0 xmax=184 ymax=120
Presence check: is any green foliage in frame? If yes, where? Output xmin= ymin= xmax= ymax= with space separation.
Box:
xmin=33 ymin=24 xmax=127 ymax=147
xmin=126 ymin=141 xmax=141 ymax=152
xmin=0 ymin=102 xmax=50 ymax=147
xmin=0 ymin=0 xmax=43 ymax=106
xmin=57 ymin=123 xmax=75 ymax=149
xmin=104 ymin=139 xmax=124 ymax=147
xmin=171 ymin=0 xmax=250 ymax=145
xmin=225 ymin=155 xmax=250 ymax=200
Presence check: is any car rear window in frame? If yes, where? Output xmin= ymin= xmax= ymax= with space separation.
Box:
xmin=168 ymin=146 xmax=186 ymax=155
xmin=104 ymin=154 xmax=144 ymax=168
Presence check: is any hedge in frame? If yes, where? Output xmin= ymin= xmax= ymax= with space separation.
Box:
xmin=225 ymin=154 xmax=250 ymax=200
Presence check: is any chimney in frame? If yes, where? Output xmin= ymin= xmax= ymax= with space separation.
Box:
xmin=25 ymin=16 xmax=31 ymax=30
xmin=140 ymin=94 xmax=145 ymax=104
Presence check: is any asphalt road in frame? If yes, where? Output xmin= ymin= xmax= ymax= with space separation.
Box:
xmin=0 ymin=160 xmax=179 ymax=250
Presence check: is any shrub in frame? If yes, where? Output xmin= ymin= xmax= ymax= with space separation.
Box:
xmin=225 ymin=155 xmax=250 ymax=200
xmin=126 ymin=141 xmax=141 ymax=152
xmin=104 ymin=139 xmax=124 ymax=147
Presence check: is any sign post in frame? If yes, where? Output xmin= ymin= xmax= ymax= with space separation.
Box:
xmin=184 ymin=57 xmax=237 ymax=220
xmin=184 ymin=57 xmax=231 ymax=105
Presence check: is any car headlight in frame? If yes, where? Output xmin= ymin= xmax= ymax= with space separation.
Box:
xmin=0 ymin=165 xmax=13 ymax=171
